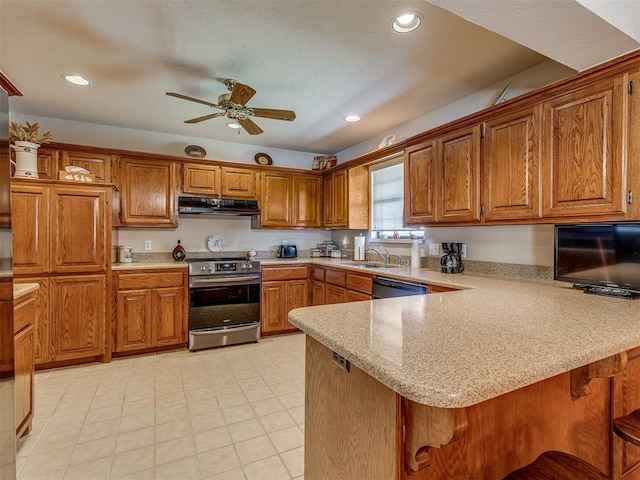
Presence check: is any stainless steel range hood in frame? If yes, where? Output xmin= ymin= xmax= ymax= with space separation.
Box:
xmin=178 ymin=196 xmax=260 ymax=216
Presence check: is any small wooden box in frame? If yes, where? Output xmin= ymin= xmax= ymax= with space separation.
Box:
xmin=58 ymin=170 xmax=95 ymax=182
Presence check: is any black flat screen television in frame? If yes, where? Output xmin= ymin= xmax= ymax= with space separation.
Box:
xmin=554 ymin=223 xmax=640 ymax=298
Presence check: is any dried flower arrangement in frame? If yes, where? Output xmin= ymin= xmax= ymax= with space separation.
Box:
xmin=9 ymin=121 xmax=52 ymax=145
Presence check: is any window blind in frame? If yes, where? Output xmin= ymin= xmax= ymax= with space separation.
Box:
xmin=370 ymin=158 xmax=404 ymax=231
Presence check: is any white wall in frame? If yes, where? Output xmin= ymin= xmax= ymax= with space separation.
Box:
xmin=119 ymin=216 xmax=331 ymax=255
xmin=10 ymin=114 xmax=319 ymax=170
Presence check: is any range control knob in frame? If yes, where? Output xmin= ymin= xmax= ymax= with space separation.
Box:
xmin=241 ymin=262 xmax=252 ymax=269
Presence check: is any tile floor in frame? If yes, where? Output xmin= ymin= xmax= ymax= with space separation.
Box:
xmin=16 ymin=333 xmax=306 ymax=480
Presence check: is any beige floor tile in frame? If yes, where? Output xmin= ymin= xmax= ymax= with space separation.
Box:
xmin=190 ymin=409 xmax=225 ymax=433
xmin=187 ymin=386 xmax=217 ymax=402
xmin=77 ymin=418 xmax=119 ymax=444
xmin=268 ymin=426 xmax=304 ymax=453
xmin=288 ymin=406 xmax=305 ymax=425
xmin=278 ymin=391 xmax=304 ymax=409
xmin=156 ymin=417 xmax=192 ymax=443
xmin=269 ymin=382 xmax=298 ymax=396
xmin=110 ymin=444 xmax=154 ymax=477
xmin=54 ymin=397 xmax=92 ymax=418
xmin=16 ymin=431 xmax=40 ymax=457
xmin=119 ymin=410 xmax=155 ymax=433
xmin=69 ymin=435 xmax=116 ymax=465
xmin=85 ymin=404 xmax=122 ymax=424
xmin=197 ymin=444 xmax=240 ymax=477
xmin=156 ymin=390 xmax=187 ymax=409
xmin=243 ymin=455 xmax=291 ymax=480
xmin=62 ymin=456 xmax=112 ymax=480
xmin=217 ymin=391 xmax=249 ymax=409
xmin=155 ymin=434 xmax=196 ymax=466
xmin=280 ymin=446 xmax=304 ymax=477
xmin=235 ymin=435 xmax=277 ymax=465
xmin=229 ymin=418 xmax=266 ymax=443
xmin=259 ymin=410 xmax=296 ymax=433
xmin=121 ymin=398 xmax=154 ymax=417
xmin=251 ymin=397 xmax=285 ymax=416
xmin=205 ymin=466 xmax=247 ymax=480
xmin=90 ymin=392 xmax=124 ymax=410
xmin=222 ymin=404 xmax=256 ymax=425
xmin=239 ymin=376 xmax=267 ymax=391
xmin=156 ymin=403 xmax=189 ymax=424
xmin=187 ymin=397 xmax=219 ymax=417
xmin=155 ymin=455 xmax=199 ymax=480
xmin=261 ymin=372 xmax=289 ymax=386
xmin=244 ymin=385 xmax=275 ymax=403
xmin=115 ymin=425 xmax=155 ymax=454
xmin=109 ymin=467 xmax=154 ymax=480
xmin=195 ymin=426 xmax=232 ymax=454
xmin=19 ymin=445 xmax=72 ymax=479
xmin=33 ymin=423 xmax=82 ymax=453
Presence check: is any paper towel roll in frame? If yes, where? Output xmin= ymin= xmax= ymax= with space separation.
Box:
xmin=411 ymin=240 xmax=421 ymax=268
xmin=354 ymin=235 xmax=366 ymax=261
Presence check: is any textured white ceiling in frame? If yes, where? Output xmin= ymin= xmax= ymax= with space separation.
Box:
xmin=3 ymin=0 xmax=625 ymax=155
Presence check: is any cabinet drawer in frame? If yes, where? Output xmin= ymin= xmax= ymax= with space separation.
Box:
xmin=346 ymin=273 xmax=373 ymax=294
xmin=346 ymin=290 xmax=372 ymax=302
xmin=262 ymin=266 xmax=308 ymax=281
xmin=117 ymin=271 xmax=184 ymax=290
xmin=427 ymin=283 xmax=458 ymax=293
xmin=325 ymin=268 xmax=346 ymax=287
xmin=14 ymin=292 xmax=36 ymax=335
xmin=313 ymin=267 xmax=325 ymax=281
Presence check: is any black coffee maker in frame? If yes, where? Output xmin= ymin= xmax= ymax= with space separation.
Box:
xmin=440 ymin=242 xmax=464 ymax=274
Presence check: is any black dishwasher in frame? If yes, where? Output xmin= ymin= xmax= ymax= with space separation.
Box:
xmin=372 ymin=277 xmax=427 ymax=299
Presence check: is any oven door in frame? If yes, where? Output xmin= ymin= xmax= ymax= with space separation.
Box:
xmin=189 ymin=275 xmax=260 ymax=331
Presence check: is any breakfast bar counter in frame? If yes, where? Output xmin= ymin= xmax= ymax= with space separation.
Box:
xmin=288 ymin=272 xmax=640 ymax=479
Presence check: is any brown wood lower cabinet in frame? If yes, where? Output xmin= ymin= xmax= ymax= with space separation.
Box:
xmin=261 ymin=266 xmax=309 ymax=334
xmin=14 ymin=289 xmax=36 ymax=438
xmin=113 ymin=269 xmax=188 ymax=355
xmin=326 ymin=284 xmax=347 ymax=304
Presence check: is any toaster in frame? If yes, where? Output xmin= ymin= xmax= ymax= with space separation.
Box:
xmin=276 ymin=245 xmax=297 ymax=258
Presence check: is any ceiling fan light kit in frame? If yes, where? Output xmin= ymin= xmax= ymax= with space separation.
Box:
xmin=166 ymin=79 xmax=296 ymax=136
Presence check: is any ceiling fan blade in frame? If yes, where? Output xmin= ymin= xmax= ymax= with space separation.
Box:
xmin=237 ymin=118 xmax=264 ymax=135
xmin=251 ymin=108 xmax=296 ymax=121
xmin=229 ymin=83 xmax=256 ymax=106
xmin=184 ymin=112 xmax=226 ymax=123
xmin=166 ymin=92 xmax=220 ymax=108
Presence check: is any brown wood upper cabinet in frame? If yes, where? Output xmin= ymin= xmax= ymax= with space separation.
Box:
xmin=119 ymin=157 xmax=178 ymax=227
xmin=542 ymin=73 xmax=631 ymax=218
xmin=482 ymin=105 xmax=542 ymax=221
xmin=182 ymin=163 xmax=257 ymax=199
xmin=323 ymin=166 xmax=369 ymax=229
xmin=256 ymin=172 xmax=322 ymax=228
xmin=404 ymin=141 xmax=436 ymax=225
xmin=59 ymin=150 xmax=113 ymax=182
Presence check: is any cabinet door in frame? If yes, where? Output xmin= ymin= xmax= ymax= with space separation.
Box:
xmin=292 ymin=175 xmax=322 ymax=228
xmin=116 ymin=289 xmax=152 ymax=352
xmin=60 ymin=151 xmax=112 ymax=182
xmin=50 ymin=186 xmax=106 ymax=273
xmin=50 ymin=275 xmax=106 ymax=361
xmin=152 ymin=286 xmax=184 ymax=346
xmin=312 ymin=281 xmax=325 ymax=306
xmin=260 ymin=173 xmax=291 ymax=227
xmin=221 ymin=167 xmax=257 ymax=199
xmin=261 ymin=281 xmax=287 ymax=333
xmin=11 ymin=184 xmax=49 ymax=274
xmin=14 ymin=278 xmax=50 ymax=365
xmin=404 ymin=141 xmax=436 ymax=225
xmin=332 ymin=170 xmax=348 ymax=228
xmin=120 ymin=158 xmax=177 ymax=226
xmin=542 ymin=74 xmax=629 ymax=218
xmin=14 ymin=324 xmax=33 ymax=436
xmin=182 ymin=163 xmax=220 ymax=196
xmin=323 ymin=174 xmax=334 ymax=227
xmin=437 ymin=125 xmax=481 ymax=222
xmin=36 ymin=147 xmax=57 ymax=179
xmin=346 ymin=290 xmax=372 ymax=302
xmin=326 ymin=284 xmax=346 ymax=304
xmin=482 ymin=106 xmax=542 ymax=221
xmin=285 ymin=280 xmax=308 ymax=330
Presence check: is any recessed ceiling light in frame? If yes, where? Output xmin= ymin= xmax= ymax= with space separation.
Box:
xmin=227 ymin=122 xmax=242 ymax=129
xmin=344 ymin=115 xmax=361 ymax=123
xmin=392 ymin=12 xmax=422 ymax=33
xmin=63 ymin=74 xmax=91 ymax=86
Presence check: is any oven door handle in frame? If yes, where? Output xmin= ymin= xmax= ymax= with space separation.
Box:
xmin=190 ymin=323 xmax=259 ymax=334
xmin=190 ymin=276 xmax=261 ymax=287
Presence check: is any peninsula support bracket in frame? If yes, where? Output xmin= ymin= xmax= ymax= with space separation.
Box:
xmin=570 ymin=352 xmax=627 ymax=400
xmin=404 ymin=400 xmax=468 ymax=473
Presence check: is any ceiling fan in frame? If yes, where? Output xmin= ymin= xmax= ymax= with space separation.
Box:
xmin=166 ymin=79 xmax=296 ymax=135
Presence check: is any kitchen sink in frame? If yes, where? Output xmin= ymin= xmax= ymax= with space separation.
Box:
xmin=349 ymin=261 xmax=384 ymax=268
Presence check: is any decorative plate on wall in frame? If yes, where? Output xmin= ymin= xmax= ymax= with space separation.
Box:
xmin=254 ymin=152 xmax=273 ymax=166
xmin=206 ymin=235 xmax=225 ymax=252
xmin=185 ymin=144 xmax=207 ymax=158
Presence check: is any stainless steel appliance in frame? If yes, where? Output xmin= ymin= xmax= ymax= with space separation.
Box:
xmin=187 ymin=257 xmax=261 ymax=351
xmin=440 ymin=242 xmax=464 ymax=274
xmin=276 ymin=245 xmax=297 ymax=258
xmin=179 ymin=196 xmax=260 ymax=216
xmin=372 ymin=277 xmax=427 ymax=299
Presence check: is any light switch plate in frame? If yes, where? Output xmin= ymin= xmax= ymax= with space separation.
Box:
xmin=144 ymin=240 xmax=152 ymax=251
xmin=429 ymin=243 xmax=439 ymax=255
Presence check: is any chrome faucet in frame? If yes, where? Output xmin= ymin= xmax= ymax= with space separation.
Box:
xmin=366 ymin=247 xmax=390 ymax=265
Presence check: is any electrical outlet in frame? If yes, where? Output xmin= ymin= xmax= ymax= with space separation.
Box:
xmin=461 ymin=244 xmax=467 ymax=259
xmin=429 ymin=243 xmax=439 ymax=255
xmin=144 ymin=240 xmax=152 ymax=251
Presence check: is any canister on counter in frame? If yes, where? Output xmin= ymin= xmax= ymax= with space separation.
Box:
xmin=119 ymin=245 xmax=133 ymax=263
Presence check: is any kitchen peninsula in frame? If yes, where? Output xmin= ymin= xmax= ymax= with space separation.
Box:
xmin=288 ymin=271 xmax=640 ymax=479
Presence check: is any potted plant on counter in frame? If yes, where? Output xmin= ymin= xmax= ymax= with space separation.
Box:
xmin=9 ymin=121 xmax=52 ymax=178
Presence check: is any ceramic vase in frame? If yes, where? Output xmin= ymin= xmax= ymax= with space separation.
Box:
xmin=11 ymin=141 xmax=39 ymax=178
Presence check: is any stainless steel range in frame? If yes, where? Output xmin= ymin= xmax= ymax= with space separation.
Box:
xmin=187 ymin=257 xmax=261 ymax=351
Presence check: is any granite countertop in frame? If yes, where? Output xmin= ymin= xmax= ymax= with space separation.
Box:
xmin=288 ymin=265 xmax=640 ymax=409
xmin=112 ymin=261 xmax=188 ymax=271
xmin=14 ymin=283 xmax=40 ymax=299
